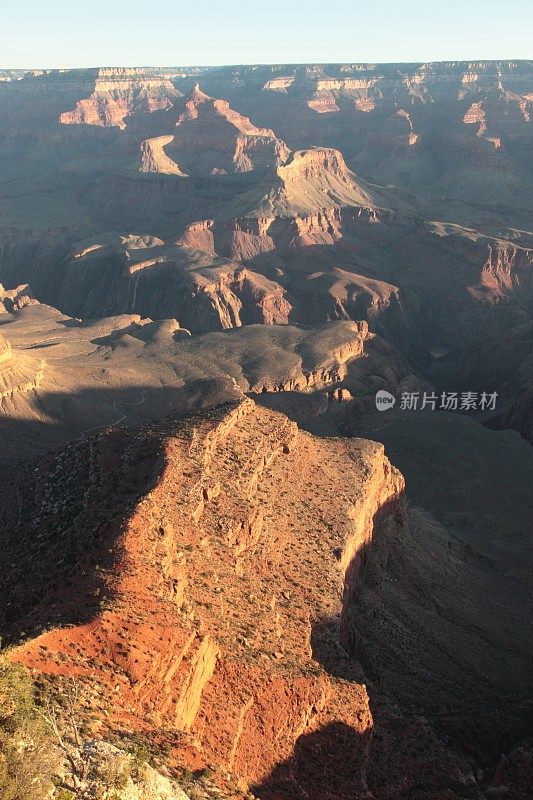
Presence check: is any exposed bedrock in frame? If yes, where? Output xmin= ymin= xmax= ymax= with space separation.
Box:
xmin=4 ymin=398 xmax=523 ymax=797
xmin=4 ymin=400 xmax=407 ymax=798
xmin=179 ymin=206 xmax=385 ymax=262
xmin=53 ymin=237 xmax=291 ymax=331
xmin=0 ymin=281 xmax=37 ymax=313
xmin=1 ymin=396 xmax=530 ymax=798
xmin=140 ymin=84 xmax=290 ymax=176
xmin=0 ymin=332 xmax=45 ymax=399
xmin=37 ymin=230 xmax=428 ymax=367
xmin=59 ymin=68 xmax=181 ymax=129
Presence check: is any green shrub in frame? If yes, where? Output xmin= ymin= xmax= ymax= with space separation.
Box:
xmin=55 ymin=790 xmax=75 ymax=800
xmin=0 ymin=648 xmax=55 ymax=799
xmin=91 ymin=751 xmax=130 ymax=791
xmin=128 ymin=740 xmax=150 ymax=779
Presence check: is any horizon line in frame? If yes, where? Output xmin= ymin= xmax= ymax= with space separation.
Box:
xmin=3 ymin=57 xmax=533 ymax=72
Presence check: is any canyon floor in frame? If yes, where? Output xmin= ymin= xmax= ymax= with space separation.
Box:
xmin=0 ymin=61 xmax=532 ymax=800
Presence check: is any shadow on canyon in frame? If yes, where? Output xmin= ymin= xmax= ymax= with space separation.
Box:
xmin=0 ymin=383 xmax=193 ymax=466
xmin=0 ymin=382 xmax=225 ymax=645
xmin=251 ymin=720 xmax=371 ymax=800
xmin=0 ymin=382 xmax=531 ymax=785
xmin=312 ymin=491 xmax=532 ymax=775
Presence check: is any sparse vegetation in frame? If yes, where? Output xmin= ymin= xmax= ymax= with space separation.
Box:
xmin=36 ymin=677 xmax=87 ymax=788
xmin=0 ymin=644 xmax=56 ymax=799
xmin=1 ymin=652 xmax=195 ymax=799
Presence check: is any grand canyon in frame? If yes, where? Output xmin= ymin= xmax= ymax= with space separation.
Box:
xmin=0 ymin=60 xmax=532 ymax=800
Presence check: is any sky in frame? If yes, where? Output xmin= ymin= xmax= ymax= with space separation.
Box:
xmin=1 ymin=0 xmax=531 ymax=69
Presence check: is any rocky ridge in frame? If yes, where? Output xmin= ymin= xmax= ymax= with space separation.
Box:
xmin=59 ymin=68 xmax=181 ymax=129
xmin=3 ymin=397 xmax=526 ymax=798
xmin=4 ymin=399 xmax=406 ymax=798
xmin=141 ymin=84 xmax=290 ymax=176
xmin=57 ymin=236 xmax=292 ymax=330
xmin=0 ymin=331 xmax=45 ymax=400
xmin=0 ymin=298 xmax=424 ymax=464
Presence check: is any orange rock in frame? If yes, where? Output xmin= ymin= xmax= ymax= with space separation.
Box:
xmin=6 ymin=399 xmax=404 ymax=794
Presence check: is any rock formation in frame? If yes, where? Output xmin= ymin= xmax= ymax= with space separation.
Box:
xmin=2 ymin=62 xmax=531 ymax=362
xmin=57 ymin=236 xmax=292 ymax=330
xmin=59 ymin=68 xmax=181 ymax=129
xmin=0 ymin=331 xmax=45 ymax=399
xmin=0 ymin=282 xmax=37 ymax=313
xmin=0 ymin=299 xmax=423 ymax=463
xmin=141 ymin=84 xmax=290 ymax=176
xmin=0 ymin=58 xmax=532 ymax=800
xmin=3 ymin=402 xmax=402 ymax=794
xmin=4 ymin=398 xmax=472 ymax=800
xmin=2 ymin=396 xmax=531 ymax=798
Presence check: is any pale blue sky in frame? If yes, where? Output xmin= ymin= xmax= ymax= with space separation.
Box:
xmin=1 ymin=0 xmax=531 ymax=69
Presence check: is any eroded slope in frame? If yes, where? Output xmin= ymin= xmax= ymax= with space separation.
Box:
xmin=3 ymin=399 xmax=404 ymax=798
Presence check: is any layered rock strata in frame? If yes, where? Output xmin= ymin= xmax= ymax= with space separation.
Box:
xmin=5 ymin=399 xmax=404 ymax=797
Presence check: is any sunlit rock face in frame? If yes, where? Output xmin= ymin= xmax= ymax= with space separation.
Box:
xmin=0 ymin=60 xmax=532 ymax=800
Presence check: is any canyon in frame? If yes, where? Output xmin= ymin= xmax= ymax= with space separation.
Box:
xmin=0 ymin=60 xmax=532 ymax=800
xmin=2 ymin=398 xmax=531 ymax=799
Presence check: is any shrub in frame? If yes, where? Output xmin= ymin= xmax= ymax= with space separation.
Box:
xmin=0 ymin=647 xmax=55 ymax=799
xmin=55 ymin=790 xmax=75 ymax=800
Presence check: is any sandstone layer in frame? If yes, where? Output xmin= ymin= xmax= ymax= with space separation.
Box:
xmin=3 ymin=400 xmax=405 ymax=798
xmin=2 ymin=62 xmax=531 ymax=364
xmin=0 ymin=300 xmax=423 ymax=464
xmin=59 ymin=68 xmax=181 ymax=129
xmin=3 ymin=397 xmax=530 ymax=798
xmin=141 ymin=84 xmax=290 ymax=176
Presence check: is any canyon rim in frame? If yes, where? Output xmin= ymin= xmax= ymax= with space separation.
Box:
xmin=0 ymin=12 xmax=532 ymax=800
